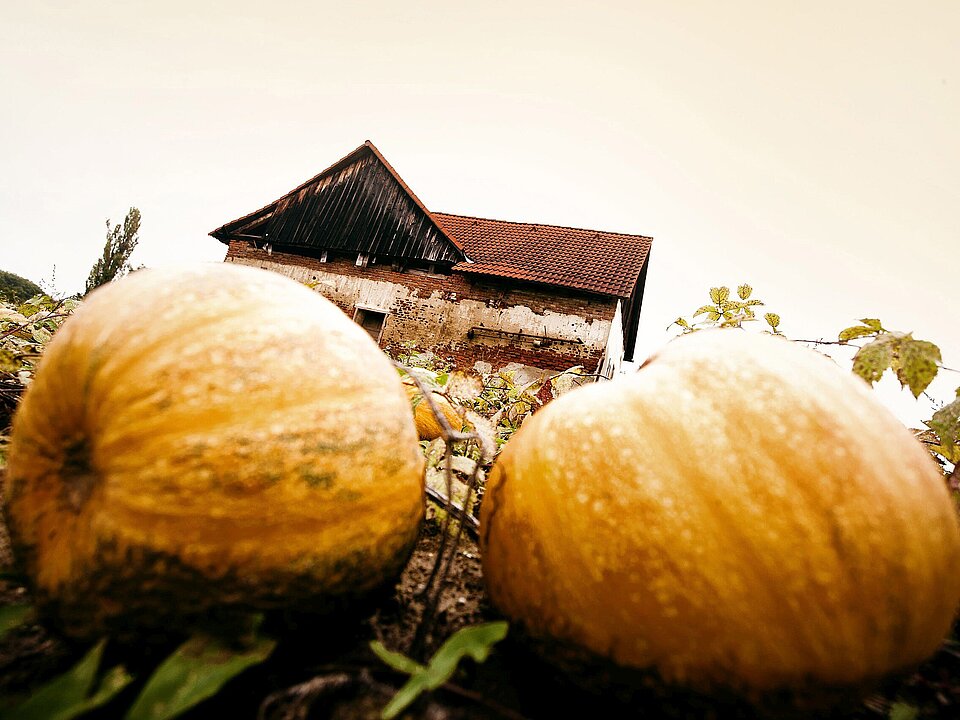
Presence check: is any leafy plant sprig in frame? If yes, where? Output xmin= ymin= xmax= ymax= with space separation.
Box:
xmin=370 ymin=622 xmax=509 ymax=719
xmin=671 ymin=284 xmax=781 ymax=334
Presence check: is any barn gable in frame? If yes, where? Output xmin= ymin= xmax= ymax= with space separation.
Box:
xmin=211 ymin=141 xmax=465 ymax=265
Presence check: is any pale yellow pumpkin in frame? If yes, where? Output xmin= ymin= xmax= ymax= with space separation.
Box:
xmin=4 ymin=264 xmax=424 ymax=638
xmin=480 ymin=330 xmax=960 ymax=695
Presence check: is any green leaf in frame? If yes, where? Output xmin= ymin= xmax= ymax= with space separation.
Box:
xmin=0 ymin=348 xmax=20 ymax=373
xmin=705 ymin=310 xmax=721 ymax=322
xmin=838 ymin=324 xmax=879 ymax=342
xmin=888 ymin=701 xmax=919 ymax=720
xmin=737 ymin=283 xmax=752 ymax=300
xmin=419 ymin=622 xmax=508 ymax=686
xmin=859 ymin=318 xmax=884 ymax=332
xmin=31 ymin=326 xmax=52 ymax=344
xmin=405 ymin=366 xmax=440 ymax=390
xmin=378 ymin=622 xmax=508 ymax=720
xmin=708 ymin=287 xmax=730 ymax=305
xmin=896 ymin=338 xmax=942 ymax=398
xmin=435 ymin=372 xmax=449 ymax=387
xmin=381 ymin=675 xmax=429 ymax=719
xmin=672 ymin=317 xmax=689 ymax=329
xmin=692 ymin=305 xmax=716 ymax=318
xmin=126 ymin=632 xmax=275 ymax=720
xmin=763 ymin=312 xmax=780 ymax=329
xmin=927 ymin=396 xmax=960 ymax=460
xmin=370 ymin=642 xmax=426 ymax=675
xmin=0 ymin=604 xmax=33 ymax=639
xmin=6 ymin=640 xmax=133 ymax=720
xmin=852 ymin=335 xmax=896 ymax=385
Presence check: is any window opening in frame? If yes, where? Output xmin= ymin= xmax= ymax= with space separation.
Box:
xmin=354 ymin=308 xmax=387 ymax=343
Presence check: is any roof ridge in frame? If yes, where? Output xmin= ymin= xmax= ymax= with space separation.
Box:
xmin=433 ymin=211 xmax=653 ymax=241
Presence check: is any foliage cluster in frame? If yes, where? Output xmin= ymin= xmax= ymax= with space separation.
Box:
xmin=672 ymin=283 xmax=781 ymax=334
xmin=0 ymin=270 xmax=43 ymax=305
xmin=0 ymin=607 xmax=275 ymax=720
xmin=85 ymin=207 xmax=142 ymax=296
xmin=0 ymin=294 xmax=79 ymax=436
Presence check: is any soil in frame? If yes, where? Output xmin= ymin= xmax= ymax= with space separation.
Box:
xmin=1 ymin=506 xmax=958 ymax=719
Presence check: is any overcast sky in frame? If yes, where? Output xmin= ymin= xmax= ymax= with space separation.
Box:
xmin=2 ymin=1 xmax=957 ymax=426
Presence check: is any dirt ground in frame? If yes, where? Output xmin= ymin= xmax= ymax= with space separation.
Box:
xmin=1 ymin=505 xmax=959 ymax=719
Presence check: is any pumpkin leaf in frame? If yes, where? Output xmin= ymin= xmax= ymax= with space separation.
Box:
xmin=31 ymin=326 xmax=52 ymax=345
xmin=376 ymin=622 xmax=508 ymax=720
xmin=927 ymin=396 xmax=960 ymax=460
xmin=125 ymin=632 xmax=275 ymax=720
xmin=737 ymin=283 xmax=752 ymax=300
xmin=0 ymin=604 xmax=34 ymax=639
xmin=6 ymin=639 xmax=133 ymax=720
xmin=852 ymin=335 xmax=896 ymax=385
xmin=838 ymin=324 xmax=879 ymax=342
xmin=895 ymin=338 xmax=941 ymax=398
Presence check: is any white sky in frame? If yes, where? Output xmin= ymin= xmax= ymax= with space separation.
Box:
xmin=2 ymin=1 xmax=958 ymax=426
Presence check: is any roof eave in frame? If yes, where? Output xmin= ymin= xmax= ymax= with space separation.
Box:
xmin=452 ymin=264 xmax=630 ymax=299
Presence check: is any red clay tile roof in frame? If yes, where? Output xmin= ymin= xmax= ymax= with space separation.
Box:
xmin=433 ymin=213 xmax=653 ymax=298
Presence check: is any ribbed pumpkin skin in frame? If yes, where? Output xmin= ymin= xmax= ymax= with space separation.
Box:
xmin=480 ymin=330 xmax=960 ymax=694
xmin=5 ymin=264 xmax=424 ymax=639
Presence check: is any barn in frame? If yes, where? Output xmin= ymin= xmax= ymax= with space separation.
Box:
xmin=211 ymin=141 xmax=653 ymax=378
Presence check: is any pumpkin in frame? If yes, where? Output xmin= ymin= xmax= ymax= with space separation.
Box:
xmin=4 ymin=264 xmax=424 ymax=639
xmin=479 ymin=330 xmax=960 ymax=698
xmin=402 ymin=377 xmax=463 ymax=440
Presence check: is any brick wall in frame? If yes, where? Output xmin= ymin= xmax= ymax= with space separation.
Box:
xmin=225 ymin=241 xmax=618 ymax=373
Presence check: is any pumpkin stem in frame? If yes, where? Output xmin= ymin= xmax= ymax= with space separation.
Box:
xmin=60 ymin=437 xmax=97 ymax=513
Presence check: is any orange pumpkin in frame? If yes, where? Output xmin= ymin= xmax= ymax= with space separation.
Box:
xmin=402 ymin=377 xmax=463 ymax=440
xmin=5 ymin=264 xmax=424 ymax=638
xmin=480 ymin=330 xmax=960 ymax=697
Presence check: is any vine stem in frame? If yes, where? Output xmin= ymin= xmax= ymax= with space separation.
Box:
xmin=396 ymin=361 xmax=490 ymax=660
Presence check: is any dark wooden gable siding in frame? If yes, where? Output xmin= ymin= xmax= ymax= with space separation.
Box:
xmin=211 ymin=145 xmax=464 ymax=264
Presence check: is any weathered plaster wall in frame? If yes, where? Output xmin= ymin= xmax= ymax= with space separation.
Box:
xmin=225 ymin=242 xmax=618 ymax=372
xmin=599 ymin=300 xmax=625 ymax=378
